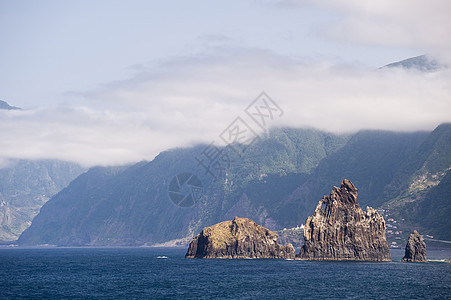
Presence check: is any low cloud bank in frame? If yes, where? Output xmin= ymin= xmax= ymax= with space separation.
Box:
xmin=1 ymin=50 xmax=450 ymax=167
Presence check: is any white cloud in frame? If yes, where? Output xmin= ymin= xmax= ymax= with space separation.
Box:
xmin=1 ymin=47 xmax=450 ymax=167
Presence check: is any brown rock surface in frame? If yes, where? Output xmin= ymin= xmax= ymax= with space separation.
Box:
xmin=402 ymin=230 xmax=427 ymax=262
xmin=185 ymin=217 xmax=295 ymax=259
xmin=297 ymin=179 xmax=391 ymax=261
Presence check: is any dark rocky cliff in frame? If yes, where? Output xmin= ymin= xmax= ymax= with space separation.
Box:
xmin=297 ymin=179 xmax=391 ymax=261
xmin=186 ymin=217 xmax=295 ymax=259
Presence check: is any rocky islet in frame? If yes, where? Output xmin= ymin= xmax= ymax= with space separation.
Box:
xmin=402 ymin=230 xmax=427 ymax=262
xmin=185 ymin=216 xmax=295 ymax=259
xmin=297 ymin=179 xmax=391 ymax=261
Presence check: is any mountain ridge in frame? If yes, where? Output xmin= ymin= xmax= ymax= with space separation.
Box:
xmin=18 ymin=123 xmax=451 ymax=246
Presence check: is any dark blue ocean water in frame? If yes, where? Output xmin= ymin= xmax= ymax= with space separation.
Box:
xmin=0 ymin=247 xmax=450 ymax=299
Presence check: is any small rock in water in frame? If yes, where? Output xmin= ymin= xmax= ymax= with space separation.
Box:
xmin=402 ymin=230 xmax=427 ymax=263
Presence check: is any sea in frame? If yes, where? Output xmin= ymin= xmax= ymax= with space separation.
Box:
xmin=0 ymin=247 xmax=450 ymax=299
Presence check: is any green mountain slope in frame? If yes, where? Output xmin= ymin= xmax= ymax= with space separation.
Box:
xmin=380 ymin=123 xmax=451 ymax=240
xmin=18 ymin=128 xmax=348 ymax=246
xmin=17 ymin=124 xmax=451 ymax=246
xmin=273 ymin=130 xmax=429 ymax=228
xmin=398 ymin=170 xmax=451 ymax=240
xmin=385 ymin=123 xmax=451 ymax=198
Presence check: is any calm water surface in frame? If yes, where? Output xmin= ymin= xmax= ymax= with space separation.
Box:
xmin=0 ymin=247 xmax=450 ymax=299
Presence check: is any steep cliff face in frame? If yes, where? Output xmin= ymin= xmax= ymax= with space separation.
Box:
xmin=297 ymin=179 xmax=391 ymax=261
xmin=402 ymin=230 xmax=427 ymax=262
xmin=0 ymin=159 xmax=84 ymax=243
xmin=186 ymin=217 xmax=295 ymax=259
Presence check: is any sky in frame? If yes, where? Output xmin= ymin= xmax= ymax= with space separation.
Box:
xmin=1 ymin=0 xmax=451 ymax=167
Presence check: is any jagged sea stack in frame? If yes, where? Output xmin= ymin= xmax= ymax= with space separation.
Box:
xmin=402 ymin=230 xmax=427 ymax=262
xmin=297 ymin=179 xmax=391 ymax=261
xmin=185 ymin=217 xmax=295 ymax=259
